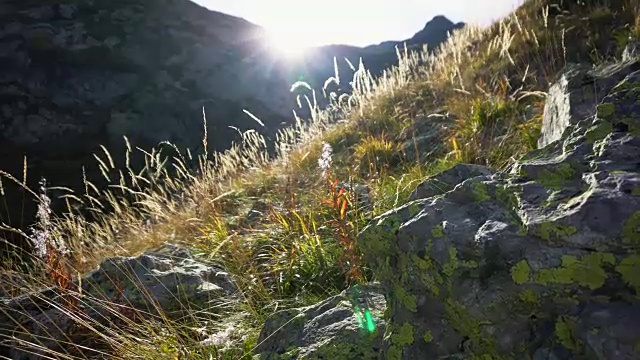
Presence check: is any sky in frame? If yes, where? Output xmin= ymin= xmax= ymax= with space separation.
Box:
xmin=196 ymin=0 xmax=524 ymax=49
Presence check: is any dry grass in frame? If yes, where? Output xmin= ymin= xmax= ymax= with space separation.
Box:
xmin=1 ymin=0 xmax=639 ymax=358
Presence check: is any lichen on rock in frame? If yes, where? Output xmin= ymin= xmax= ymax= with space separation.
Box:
xmin=253 ymin=283 xmax=386 ymax=360
xmin=356 ymin=59 xmax=640 ymax=359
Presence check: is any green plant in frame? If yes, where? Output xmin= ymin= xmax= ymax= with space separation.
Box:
xmin=353 ymin=132 xmax=398 ymax=177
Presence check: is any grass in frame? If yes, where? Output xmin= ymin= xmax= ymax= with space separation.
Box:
xmin=1 ymin=0 xmax=639 ymax=358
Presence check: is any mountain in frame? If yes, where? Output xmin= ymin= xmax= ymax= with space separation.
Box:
xmin=365 ymin=15 xmax=466 ymax=52
xmin=286 ymin=16 xmax=465 ymax=112
xmin=0 ymin=0 xmax=464 ymax=229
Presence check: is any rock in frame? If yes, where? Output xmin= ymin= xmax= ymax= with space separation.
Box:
xmin=253 ymin=283 xmax=386 ymax=360
xmin=0 ymin=244 xmax=236 ymax=359
xmin=537 ymin=60 xmax=640 ymax=148
xmin=243 ymin=199 xmax=271 ymax=227
xmin=358 ymin=59 xmax=640 ymax=359
xmin=81 ymin=244 xmax=237 ymax=313
xmin=409 ymin=163 xmax=492 ymax=201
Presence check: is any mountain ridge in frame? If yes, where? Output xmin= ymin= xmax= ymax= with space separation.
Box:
xmin=363 ymin=14 xmax=465 ymax=52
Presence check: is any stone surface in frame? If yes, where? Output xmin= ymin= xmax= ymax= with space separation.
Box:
xmin=357 ymin=59 xmax=640 ymax=359
xmin=0 ymin=244 xmax=236 ymax=359
xmin=537 ymin=60 xmax=640 ymax=148
xmin=409 ymin=163 xmax=493 ymax=201
xmin=253 ymin=283 xmax=386 ymax=360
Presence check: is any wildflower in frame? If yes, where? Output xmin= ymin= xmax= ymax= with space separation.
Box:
xmin=318 ymin=142 xmax=333 ymax=175
xmin=29 ymin=178 xmax=68 ymax=259
xmin=29 ymin=178 xmax=51 ymax=258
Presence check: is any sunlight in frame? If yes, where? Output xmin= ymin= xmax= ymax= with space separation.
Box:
xmin=265 ymin=26 xmax=309 ymax=60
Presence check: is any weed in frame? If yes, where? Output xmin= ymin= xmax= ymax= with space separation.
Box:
xmin=353 ymin=133 xmax=398 ymax=178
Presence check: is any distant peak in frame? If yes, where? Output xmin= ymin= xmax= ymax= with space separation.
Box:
xmin=423 ymin=15 xmax=454 ymax=29
xmin=431 ymin=15 xmax=451 ymax=21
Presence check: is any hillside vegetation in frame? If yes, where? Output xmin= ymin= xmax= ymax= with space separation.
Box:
xmin=1 ymin=0 xmax=639 ymax=358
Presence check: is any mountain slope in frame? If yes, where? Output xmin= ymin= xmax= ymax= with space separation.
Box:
xmin=0 ymin=0 xmax=462 ymax=232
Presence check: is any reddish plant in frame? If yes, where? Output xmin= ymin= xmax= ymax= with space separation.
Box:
xmin=321 ymin=173 xmax=365 ymax=285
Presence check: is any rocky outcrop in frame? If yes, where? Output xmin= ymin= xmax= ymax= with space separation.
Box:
xmin=354 ymin=57 xmax=640 ymax=359
xmin=253 ymin=283 xmax=386 ymax=360
xmin=247 ymin=53 xmax=640 ymax=360
xmin=0 ymin=244 xmax=236 ymax=359
xmin=409 ymin=163 xmax=492 ymax=201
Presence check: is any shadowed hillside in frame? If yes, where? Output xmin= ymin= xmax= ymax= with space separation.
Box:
xmin=0 ymin=0 xmax=462 ymax=236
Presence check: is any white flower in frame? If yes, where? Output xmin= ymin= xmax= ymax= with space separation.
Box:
xmin=318 ymin=142 xmax=333 ymax=174
xmin=29 ymin=178 xmax=69 ymax=258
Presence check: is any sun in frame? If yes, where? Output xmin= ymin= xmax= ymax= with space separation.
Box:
xmin=264 ymin=27 xmax=309 ymax=60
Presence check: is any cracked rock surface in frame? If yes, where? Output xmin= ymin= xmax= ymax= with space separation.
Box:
xmin=356 ymin=58 xmax=640 ymax=359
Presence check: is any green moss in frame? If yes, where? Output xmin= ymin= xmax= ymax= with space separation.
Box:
xmin=619 ymin=117 xmax=640 ymax=136
xmin=632 ymin=189 xmax=640 ymax=196
xmin=516 ymin=165 xmax=528 ymax=178
xmin=442 ymin=247 xmax=460 ymax=278
xmin=431 ymin=223 xmax=445 ymax=238
xmin=283 ymin=346 xmax=300 ymax=357
xmin=442 ymin=246 xmax=478 ymax=294
xmin=517 ymin=289 xmax=539 ymax=305
xmin=411 ymin=254 xmax=442 ymax=296
xmin=517 ymin=226 xmax=528 ymax=236
xmin=394 ymin=284 xmax=418 ymax=312
xmin=537 ymin=163 xmax=575 ymax=190
xmin=386 ymin=345 xmax=402 ymax=360
xmin=615 ymin=254 xmax=640 ymax=293
xmin=408 ymin=203 xmax=421 ymax=217
xmin=495 ymin=184 xmax=519 ymax=209
xmin=532 ymin=222 xmax=577 ymax=241
xmin=471 ymin=182 xmax=491 ymax=202
xmin=596 ymin=102 xmax=616 ymax=118
xmin=422 ymin=330 xmax=433 ymax=343
xmin=535 ymin=253 xmax=615 ymax=289
xmin=622 ymin=211 xmax=640 ymax=245
xmin=359 ymin=212 xmax=403 ymax=277
xmin=511 ymin=260 xmax=532 ymax=285
xmin=495 ymin=185 xmax=522 ymax=224
xmin=585 ymin=121 xmax=613 ymax=143
xmin=391 ymin=322 xmax=414 ymax=347
xmin=444 ymin=299 xmax=500 ymax=358
xmin=311 ymin=336 xmax=379 ymax=359
xmin=555 ymin=315 xmax=582 ymax=352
